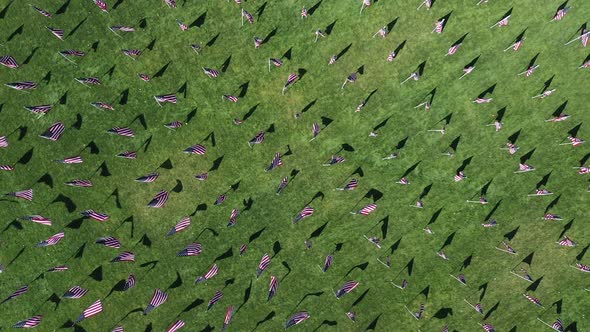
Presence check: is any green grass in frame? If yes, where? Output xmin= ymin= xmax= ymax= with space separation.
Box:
xmin=0 ymin=0 xmax=589 ymax=331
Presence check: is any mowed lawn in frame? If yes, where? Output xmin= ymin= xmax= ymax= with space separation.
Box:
xmin=0 ymin=0 xmax=589 ymax=331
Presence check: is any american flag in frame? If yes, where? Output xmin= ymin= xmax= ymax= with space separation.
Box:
xmin=576 ymin=263 xmax=590 ymax=272
xmin=144 ymin=289 xmax=168 ymax=314
xmin=165 ymin=121 xmax=183 ymax=129
xmin=110 ymin=26 xmax=135 ymax=32
xmin=523 ymin=293 xmax=543 ymax=306
xmin=165 ymin=0 xmax=176 ymax=8
xmin=474 ymin=303 xmax=483 ymax=314
xmin=322 ymin=255 xmax=334 ymax=272
xmin=47 ymin=27 xmax=64 ymax=40
xmin=387 ymin=51 xmax=397 ymax=62
xmin=311 ymin=122 xmax=320 ymax=139
xmin=0 ymin=165 xmax=14 ymax=171
xmin=184 ymin=144 xmax=207 ymax=155
xmin=578 ymin=167 xmax=590 ymax=175
xmin=346 ymin=311 xmax=356 ymax=322
xmin=482 ymin=323 xmax=496 ymax=332
xmin=535 ymin=189 xmax=552 ymax=196
xmin=177 ymin=242 xmax=202 ymax=257
xmin=5 ymin=81 xmax=37 ymax=90
xmin=136 ymin=173 xmax=159 ymax=183
xmin=0 ymin=55 xmax=18 ymax=69
xmin=276 ymin=177 xmax=289 ymax=195
xmin=1 ymin=285 xmax=28 ymax=304
xmin=214 ymin=194 xmax=227 ymax=205
xmin=63 ymin=286 xmax=88 ymax=299
xmin=59 ymin=50 xmax=85 ymax=58
xmin=203 ymin=68 xmax=220 ymax=77
xmin=473 ymin=98 xmax=492 ymax=103
xmin=94 ymin=0 xmax=108 ymax=12
xmin=22 ymin=215 xmax=52 ymax=226
xmin=242 ymin=9 xmax=254 ymax=24
xmin=207 ymin=290 xmax=223 ymax=310
xmin=558 ymin=236 xmax=576 ymax=247
xmin=285 ymin=312 xmax=310 ymax=329
xmin=148 ymin=190 xmax=169 ymax=208
xmin=434 ymin=19 xmax=445 ymax=33
xmin=122 ymin=49 xmax=142 ymax=58
xmin=239 ymin=244 xmax=247 ymax=256
xmin=227 ymin=208 xmax=239 ymax=227
xmin=7 ymin=189 xmax=33 ymax=201
xmin=270 ymin=58 xmax=283 ymax=67
xmin=254 ymin=37 xmax=263 ymax=48
xmin=155 ymin=94 xmax=178 ymax=104
xmin=107 ymin=127 xmax=135 ymax=137
xmin=335 ymin=280 xmax=359 ymax=298
xmin=525 ymin=65 xmax=539 ymax=77
xmin=0 ymin=136 xmax=7 ymax=147
xmin=549 ymin=114 xmax=569 ymax=122
xmin=543 ymin=214 xmax=562 ymax=220
xmin=12 ymin=315 xmax=43 ymax=328
xmin=166 ymin=320 xmax=185 ymax=332
xmin=117 ymin=151 xmax=137 ymax=159
xmin=581 ymin=29 xmax=589 ymax=47
xmin=552 ymin=7 xmax=570 ymax=21
xmin=496 ymin=15 xmax=510 ymax=27
xmin=340 ymin=178 xmax=358 ymax=190
xmin=457 ymin=274 xmax=467 ymax=284
xmin=447 ymin=43 xmax=461 ymax=55
xmin=32 ymin=5 xmax=52 ymax=17
xmin=249 ymin=131 xmax=265 ymax=145
xmin=139 ymin=73 xmax=150 ymax=81
xmin=437 ymin=251 xmax=449 ymax=259
xmin=223 ymin=95 xmax=239 ymax=102
xmin=325 ymin=155 xmax=345 ymax=165
xmin=91 ymin=102 xmax=115 ymax=110
xmin=257 ymin=254 xmax=271 ymax=277
xmin=293 ymin=206 xmax=314 ymax=223
xmin=268 ymin=276 xmax=279 ymax=301
xmin=364 ymin=0 xmax=372 ymax=6
xmin=552 ymin=318 xmax=564 ymax=332
xmin=506 ymin=143 xmax=518 ymax=154
xmin=512 ymin=38 xmax=524 ymax=51
xmin=359 ymin=203 xmax=377 ymax=215
xmin=37 ymin=232 xmax=65 ymax=247
xmin=124 ymin=274 xmax=136 ymax=290
xmin=24 ymin=105 xmax=53 ymax=115
xmin=74 ymin=300 xmax=102 ymax=323
xmin=111 ymin=251 xmax=135 ymax=262
xmin=222 ymin=306 xmax=234 ymax=331
xmin=81 ymin=210 xmax=109 ymax=222
xmin=76 ymin=77 xmax=101 ymax=85
xmin=195 ymin=172 xmax=208 ymax=181
xmin=347 ymin=73 xmax=357 ymax=83
xmin=301 ymin=6 xmax=308 ymax=18
xmin=47 ymin=265 xmax=69 ymax=272
xmin=328 ymin=55 xmax=337 ymax=65
xmin=518 ymin=163 xmax=535 ymax=172
xmin=112 ymin=327 xmax=124 ymax=332
xmin=397 ymin=177 xmax=410 ymax=185
xmin=481 ymin=220 xmax=497 ymax=227
xmin=501 ymin=241 xmax=516 ymax=254
xmin=284 ymin=73 xmax=298 ymax=87
xmin=265 ymin=153 xmax=283 ymax=172
xmin=567 ymin=136 xmax=584 ymax=147
xmin=40 ymin=122 xmax=65 ymax=141
xmin=414 ymin=304 xmax=425 ymax=319
xmin=454 ymin=171 xmax=466 ymax=182
xmin=196 ymin=264 xmax=219 ymax=283
xmin=96 ymin=236 xmax=121 ymax=249
xmin=177 ymin=20 xmax=188 ymax=31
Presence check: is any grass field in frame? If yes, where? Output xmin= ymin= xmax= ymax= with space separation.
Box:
xmin=0 ymin=0 xmax=589 ymax=331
